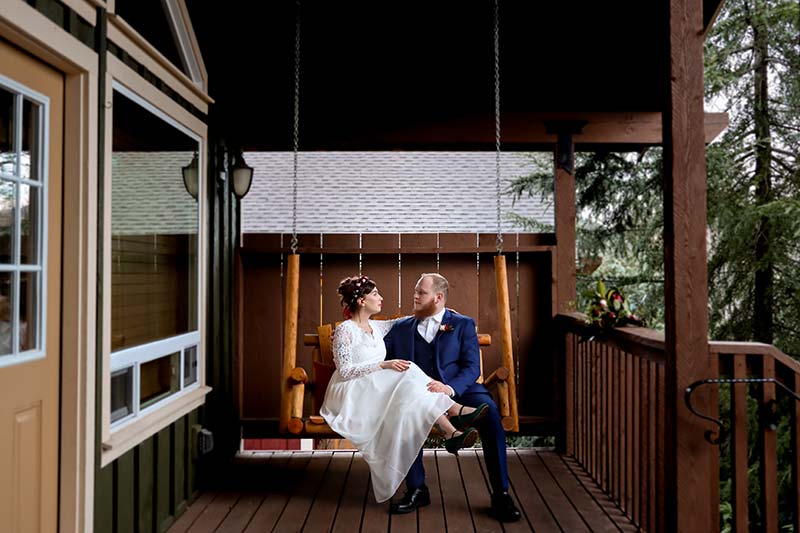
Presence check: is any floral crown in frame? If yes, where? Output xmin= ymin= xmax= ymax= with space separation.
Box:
xmin=343 ymin=275 xmax=372 ymax=303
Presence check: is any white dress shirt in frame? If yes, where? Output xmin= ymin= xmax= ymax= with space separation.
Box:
xmin=416 ymin=308 xmax=454 ymax=397
xmin=417 ymin=308 xmax=447 ymax=343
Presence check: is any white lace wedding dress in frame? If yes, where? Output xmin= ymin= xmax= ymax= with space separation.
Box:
xmin=320 ymin=319 xmax=454 ymax=502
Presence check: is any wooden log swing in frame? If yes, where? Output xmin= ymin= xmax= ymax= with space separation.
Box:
xmin=278 ymin=253 xmax=520 ymax=437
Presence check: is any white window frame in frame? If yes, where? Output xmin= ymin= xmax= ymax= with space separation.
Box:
xmin=0 ymin=75 xmax=48 ymax=368
xmin=101 ymin=62 xmax=210 ymax=466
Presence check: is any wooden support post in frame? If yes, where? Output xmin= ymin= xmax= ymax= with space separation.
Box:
xmin=551 ymin=127 xmax=579 ymax=315
xmin=280 ymin=253 xmax=301 ymax=433
xmin=494 ymin=255 xmax=519 ymax=432
xmin=663 ymin=0 xmax=715 ymax=529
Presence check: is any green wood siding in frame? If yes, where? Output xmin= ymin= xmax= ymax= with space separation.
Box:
xmin=94 ymin=414 xmax=199 ymax=533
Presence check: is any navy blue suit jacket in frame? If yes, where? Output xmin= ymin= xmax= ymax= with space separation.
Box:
xmin=383 ymin=309 xmax=488 ymax=397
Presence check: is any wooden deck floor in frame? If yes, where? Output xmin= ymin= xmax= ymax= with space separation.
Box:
xmin=168 ymin=449 xmax=637 ymax=532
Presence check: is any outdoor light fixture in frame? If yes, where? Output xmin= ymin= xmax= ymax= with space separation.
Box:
xmin=182 ymin=152 xmax=199 ymax=199
xmin=231 ymin=151 xmax=254 ymax=200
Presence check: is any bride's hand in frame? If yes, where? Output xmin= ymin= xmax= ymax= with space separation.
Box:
xmin=381 ymin=360 xmax=410 ymax=372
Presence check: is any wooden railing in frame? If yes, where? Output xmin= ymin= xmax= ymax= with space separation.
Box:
xmin=558 ymin=312 xmax=800 ymax=532
xmin=558 ymin=312 xmax=667 ymax=532
xmin=708 ymin=342 xmax=800 ymax=533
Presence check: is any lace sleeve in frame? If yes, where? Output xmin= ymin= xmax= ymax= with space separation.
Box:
xmin=371 ymin=317 xmax=407 ymax=339
xmin=332 ymin=323 xmax=382 ymax=381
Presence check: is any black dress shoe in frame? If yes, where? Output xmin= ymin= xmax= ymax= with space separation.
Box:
xmin=390 ymin=485 xmax=431 ymax=514
xmin=489 ymin=491 xmax=522 ymax=522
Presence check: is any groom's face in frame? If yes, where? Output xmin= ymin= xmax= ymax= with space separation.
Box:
xmin=413 ymin=276 xmax=441 ymax=318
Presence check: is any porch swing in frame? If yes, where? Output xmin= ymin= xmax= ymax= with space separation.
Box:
xmin=278 ymin=0 xmax=519 ymax=437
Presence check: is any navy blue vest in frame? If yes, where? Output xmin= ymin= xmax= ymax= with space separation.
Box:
xmin=414 ymin=327 xmax=441 ymax=381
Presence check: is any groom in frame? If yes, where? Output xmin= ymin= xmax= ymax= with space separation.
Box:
xmin=383 ymin=273 xmax=521 ymax=522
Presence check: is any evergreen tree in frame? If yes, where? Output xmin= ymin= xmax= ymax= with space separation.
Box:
xmin=705 ymin=0 xmax=800 ymax=356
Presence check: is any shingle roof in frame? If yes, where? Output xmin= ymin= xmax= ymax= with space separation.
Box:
xmin=111 ymin=152 xmax=199 ymax=235
xmin=242 ymin=152 xmax=553 ymax=233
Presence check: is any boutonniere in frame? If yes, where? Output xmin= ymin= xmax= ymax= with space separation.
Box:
xmin=439 ymin=324 xmax=454 ymax=333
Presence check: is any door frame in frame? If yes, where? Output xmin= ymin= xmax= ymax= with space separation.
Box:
xmin=0 ymin=3 xmax=99 ymax=532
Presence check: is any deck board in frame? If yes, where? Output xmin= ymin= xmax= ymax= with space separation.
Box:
xmin=168 ymin=449 xmax=636 ymax=532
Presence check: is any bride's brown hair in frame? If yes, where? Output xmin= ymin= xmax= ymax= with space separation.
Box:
xmin=338 ymin=275 xmax=377 ymax=317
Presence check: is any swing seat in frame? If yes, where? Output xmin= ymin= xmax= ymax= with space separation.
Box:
xmin=283 ymin=318 xmax=516 ymax=437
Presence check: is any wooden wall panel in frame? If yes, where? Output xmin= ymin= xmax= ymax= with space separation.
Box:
xmin=240 ymin=252 xmax=283 ymax=419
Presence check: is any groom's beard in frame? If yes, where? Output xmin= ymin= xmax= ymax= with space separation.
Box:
xmin=413 ymin=300 xmax=438 ymax=319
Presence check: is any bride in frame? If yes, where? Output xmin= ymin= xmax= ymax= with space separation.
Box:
xmin=320 ymin=275 xmax=487 ymax=503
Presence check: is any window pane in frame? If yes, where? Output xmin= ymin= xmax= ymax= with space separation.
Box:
xmin=0 ymin=179 xmax=13 ymax=263
xmin=140 ymin=352 xmax=180 ymax=409
xmin=20 ymin=184 xmax=40 ymax=265
xmin=110 ymin=89 xmax=199 ymax=351
xmin=19 ymin=272 xmax=37 ymax=351
xmin=0 ymin=271 xmax=12 ymax=356
xmin=183 ymin=345 xmax=197 ymax=387
xmin=0 ymin=87 xmax=14 ymax=176
xmin=21 ymin=99 xmax=40 ymax=181
xmin=110 ymin=367 xmax=134 ymax=423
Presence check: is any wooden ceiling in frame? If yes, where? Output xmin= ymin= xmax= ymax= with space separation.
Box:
xmin=185 ymin=0 xmax=726 ymax=151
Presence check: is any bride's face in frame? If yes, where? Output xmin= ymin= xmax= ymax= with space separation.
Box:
xmin=361 ymin=287 xmax=383 ymax=315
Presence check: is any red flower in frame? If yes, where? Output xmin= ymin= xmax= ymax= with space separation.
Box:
xmin=439 ymin=324 xmax=454 ymax=333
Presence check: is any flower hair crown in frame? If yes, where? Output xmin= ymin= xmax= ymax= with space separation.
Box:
xmin=347 ymin=275 xmax=371 ymax=303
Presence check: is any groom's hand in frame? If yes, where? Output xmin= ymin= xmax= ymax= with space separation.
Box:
xmin=427 ymin=380 xmax=454 ymax=396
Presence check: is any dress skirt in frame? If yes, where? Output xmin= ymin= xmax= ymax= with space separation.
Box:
xmin=320 ymin=361 xmax=454 ymax=502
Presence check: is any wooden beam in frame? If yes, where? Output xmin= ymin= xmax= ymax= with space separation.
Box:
xmin=554 ymin=133 xmax=576 ymax=315
xmin=373 ymin=111 xmax=728 ymax=147
xmin=662 ymin=0 xmax=715 ymax=530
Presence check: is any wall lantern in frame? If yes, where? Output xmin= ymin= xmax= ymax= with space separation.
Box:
xmin=182 ymin=152 xmax=199 ymax=199
xmin=231 ymin=151 xmax=254 ymax=200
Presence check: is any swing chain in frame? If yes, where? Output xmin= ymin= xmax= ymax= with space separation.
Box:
xmin=494 ymin=0 xmax=503 ymax=255
xmin=291 ymin=0 xmax=301 ymax=255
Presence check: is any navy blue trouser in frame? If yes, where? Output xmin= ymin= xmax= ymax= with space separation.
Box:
xmin=405 ymin=391 xmax=509 ymax=493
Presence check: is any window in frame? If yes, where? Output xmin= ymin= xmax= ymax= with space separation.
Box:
xmin=109 ymin=82 xmax=201 ymax=429
xmin=0 ymin=77 xmax=47 ymax=365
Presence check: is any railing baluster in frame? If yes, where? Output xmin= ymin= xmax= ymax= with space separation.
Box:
xmin=638 ymin=357 xmax=649 ymax=529
xmin=637 ymin=355 xmax=644 ymax=528
xmin=760 ymin=356 xmax=778 ymax=532
xmin=793 ymin=371 xmax=800 ymax=533
xmin=648 ymin=360 xmax=656 ymax=532
xmin=614 ymin=348 xmax=620 ymax=502
xmin=625 ymin=350 xmax=633 ymax=517
xmin=731 ymin=354 xmax=749 ymax=532
xmin=602 ymin=343 xmax=609 ymax=492
xmin=657 ymin=362 xmax=666 ymax=533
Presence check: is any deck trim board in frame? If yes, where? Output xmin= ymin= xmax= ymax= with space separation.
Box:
xmin=330 ymin=453 xmax=369 ymax=533
xmin=242 ymin=452 xmax=312 ymax=532
xmin=302 ymin=452 xmax=354 ymax=532
xmin=518 ymin=450 xmax=590 ymax=531
xmin=437 ymin=451 xmax=475 ymax=531
xmin=499 ymin=451 xmax=554 ymax=532
xmin=417 ymin=451 xmax=447 ymax=532
xmin=273 ymin=451 xmax=334 ymax=531
xmin=539 ymin=451 xmax=618 ymax=532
